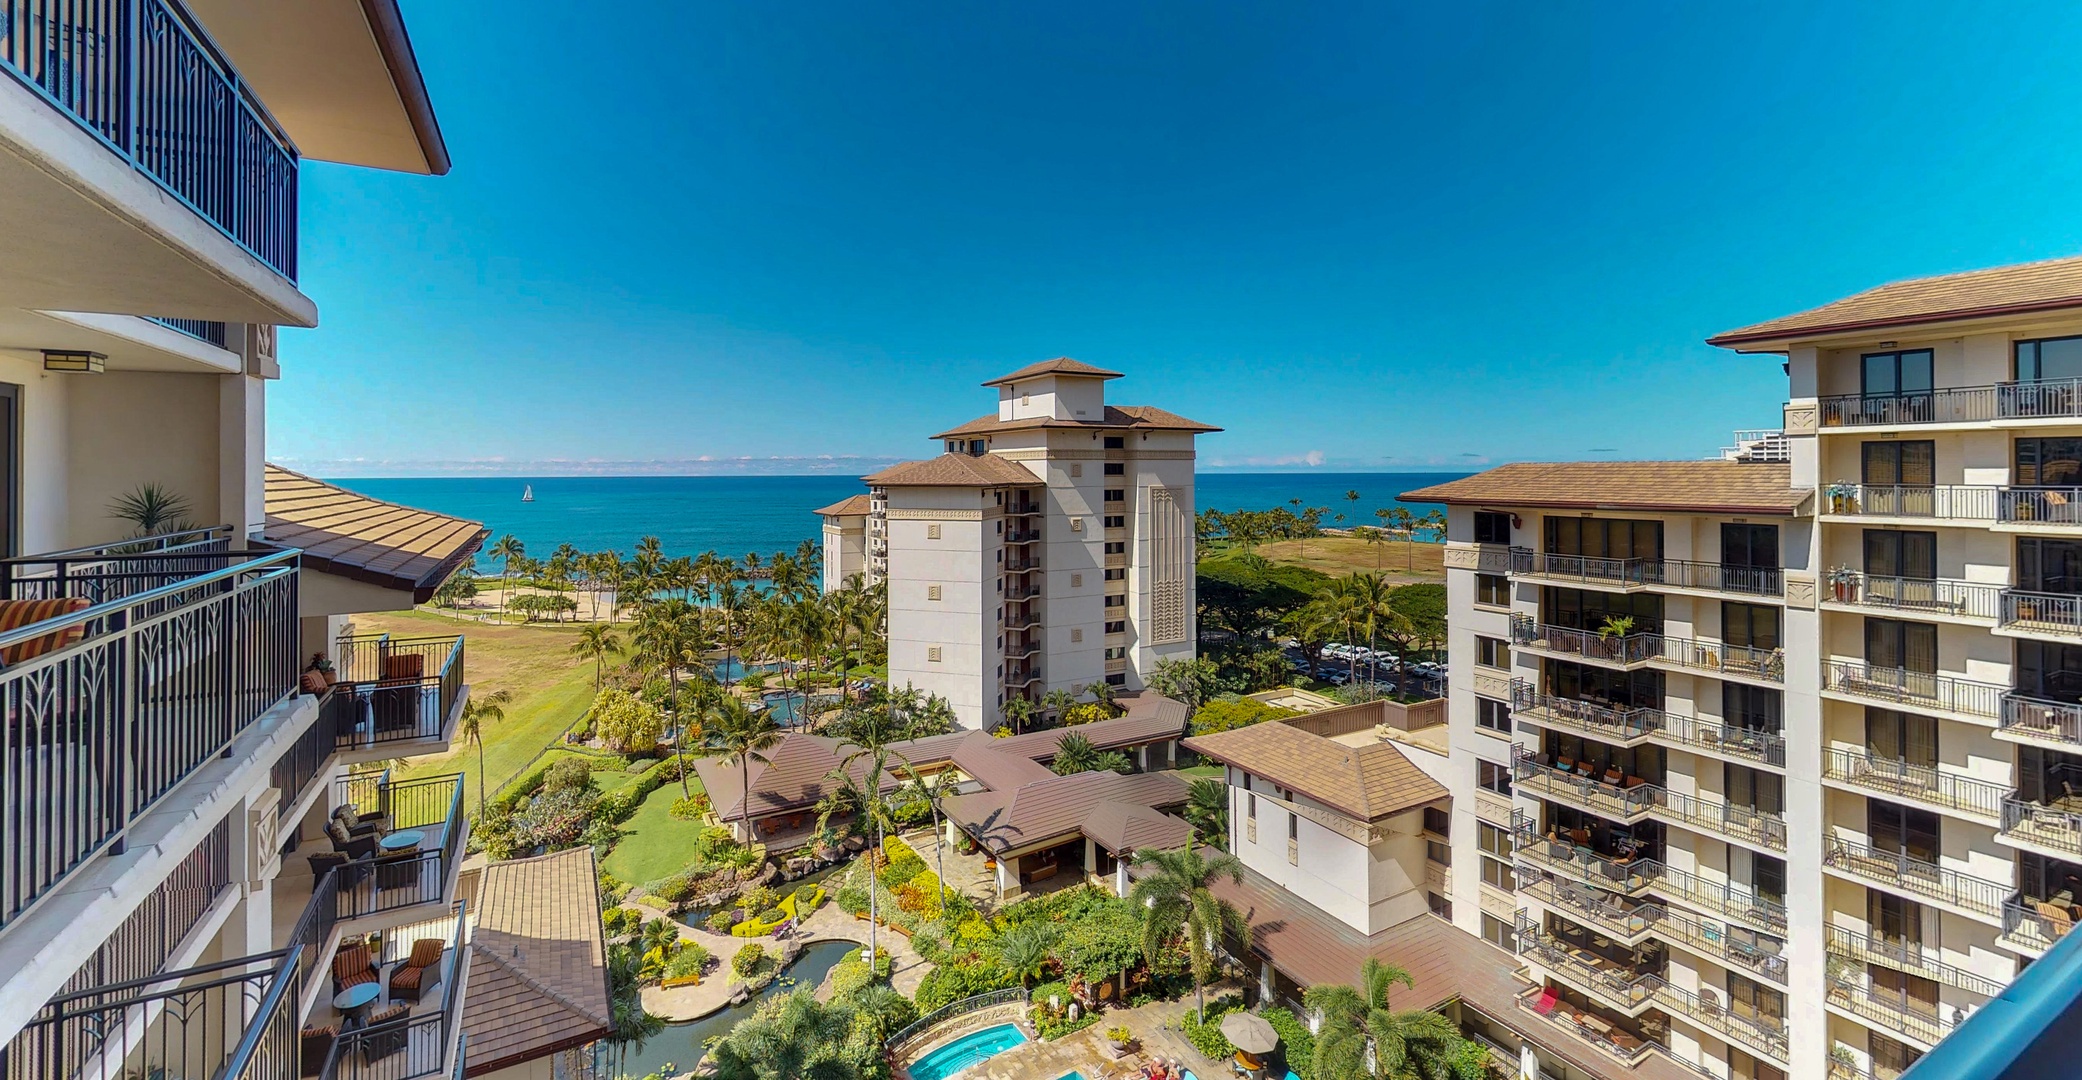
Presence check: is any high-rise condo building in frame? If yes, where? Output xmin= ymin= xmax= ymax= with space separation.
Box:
xmin=818 ymin=358 xmax=1215 ymax=730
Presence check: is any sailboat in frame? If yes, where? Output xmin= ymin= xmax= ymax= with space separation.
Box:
xmin=521 ymin=484 xmax=534 ymax=503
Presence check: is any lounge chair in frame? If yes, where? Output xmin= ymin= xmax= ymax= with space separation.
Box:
xmin=389 ymin=939 xmax=446 ymax=1004
xmin=331 ymin=944 xmax=378 ymax=998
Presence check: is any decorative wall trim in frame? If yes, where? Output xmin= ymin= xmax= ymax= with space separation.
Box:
xmin=1784 ymin=571 xmax=1817 ymax=610
xmin=1478 ymin=882 xmax=1517 ymax=920
xmin=1444 ymin=542 xmax=1511 ymax=573
xmin=886 ymin=509 xmax=984 ymax=521
xmin=1473 ymin=671 xmax=1511 ymax=699
xmin=1474 ymin=789 xmax=1514 ymax=827
xmin=1784 ymin=399 xmax=1819 ymax=436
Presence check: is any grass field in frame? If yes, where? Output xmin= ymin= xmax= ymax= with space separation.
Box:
xmin=1243 ymin=535 xmax=1444 ymax=582
xmin=349 ymin=608 xmax=619 ymax=809
xmin=602 ymin=778 xmax=712 ymax=884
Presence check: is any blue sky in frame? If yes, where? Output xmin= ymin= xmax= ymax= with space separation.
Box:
xmin=272 ymin=2 xmax=2082 ymax=477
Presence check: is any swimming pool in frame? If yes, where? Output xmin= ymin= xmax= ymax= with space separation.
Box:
xmin=907 ymin=1023 xmax=1027 ymax=1080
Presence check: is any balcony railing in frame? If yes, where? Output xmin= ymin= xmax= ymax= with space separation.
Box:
xmin=0 ymin=543 xmax=299 ymax=929
xmin=331 ymin=771 xmax=466 ymax=918
xmin=2001 ymin=487 xmax=2082 ymax=526
xmin=1830 ymin=573 xmax=2002 ymax=620
xmin=148 ymin=316 xmax=230 ymax=347
xmin=1822 ymin=484 xmax=1999 ymax=521
xmin=1653 ymin=789 xmax=1787 ymax=851
xmin=1825 ymin=924 xmax=2004 ymax=997
xmin=6 ymin=945 xmax=307 ymax=1080
xmin=1999 ymin=590 xmax=2082 ymax=638
xmin=1823 ymin=661 xmax=2006 ymax=722
xmin=1516 ymin=920 xmax=1660 ymax=1013
xmin=1823 ymin=748 xmax=2008 ymax=820
xmin=1998 ymin=693 xmax=2082 ymax=747
xmin=1651 ymin=863 xmax=1788 ymax=934
xmin=1655 ymin=905 xmax=1788 ymax=984
xmin=1652 ymin=712 xmax=1786 ymax=767
xmin=2000 ymin=798 xmax=2082 ymax=857
xmin=2000 ymin=891 xmax=2080 ymax=954
xmin=1510 ymin=681 xmax=1662 ymax=742
xmin=1651 ymin=634 xmax=1785 ymax=683
xmin=1509 ymin=616 xmax=1657 ymax=665
xmin=1516 ymin=873 xmax=1661 ymax=942
xmin=331 ymin=634 xmax=466 ymax=749
xmin=1651 ymin=980 xmax=1789 ymax=1063
xmin=1507 ymin=549 xmax=1784 ymax=596
xmin=0 ymin=0 xmax=299 ymax=279
xmin=320 ymin=907 xmax=468 ymax=1080
xmin=1513 ymin=986 xmax=1662 ymax=1067
xmin=1511 ymin=813 xmax=1660 ymax=893
xmin=1002 ymin=612 xmax=1041 ymax=631
xmin=1828 ymin=976 xmax=1957 ymax=1047
xmin=51 ymin=814 xmax=233 ymax=1001
xmin=1823 ymin=835 xmax=2008 ymax=918
xmin=1513 ymin=749 xmax=1658 ymax=821
xmin=1820 ymin=387 xmax=1999 ymax=427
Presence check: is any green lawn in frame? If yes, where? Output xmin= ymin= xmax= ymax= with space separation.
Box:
xmin=601 ymin=776 xmax=711 ymax=885
xmin=1177 ymin=764 xmax=1225 ymax=778
xmin=353 ymin=608 xmax=620 ymax=810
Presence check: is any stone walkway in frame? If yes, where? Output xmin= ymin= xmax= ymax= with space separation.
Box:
xmin=638 ymin=896 xmax=930 ymax=1020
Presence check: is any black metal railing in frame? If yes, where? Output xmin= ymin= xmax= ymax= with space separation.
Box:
xmin=2002 ymin=589 xmax=2082 ymax=636
xmin=1512 ymin=748 xmax=1659 ymax=819
xmin=1509 ymin=616 xmax=1658 ymax=665
xmin=1652 ymin=712 xmax=1786 ymax=767
xmin=331 ymin=634 xmax=465 ymax=749
xmin=1653 ymin=788 xmax=1787 ymax=851
xmin=273 ymin=688 xmax=350 ymax=820
xmin=886 ymin=987 xmax=1030 ymax=1051
xmin=1650 ymin=979 xmax=1789 ymax=1062
xmin=1515 ymin=918 xmax=1660 ymax=1012
xmin=1508 ymin=549 xmax=1783 ymax=596
xmin=1827 ymin=572 xmax=2001 ymax=620
xmin=0 ymin=544 xmax=299 ymax=929
xmin=1516 ymin=873 xmax=1661 ymax=941
xmin=7 ymin=945 xmax=304 ymax=1080
xmin=1828 ymin=976 xmax=1955 ymax=1046
xmin=1823 ymin=835 xmax=2007 ymax=917
xmin=2001 ymin=891 xmax=2079 ymax=953
xmin=1821 ymin=484 xmax=1999 ymax=520
xmin=1998 ymin=692 xmax=2082 ymax=747
xmin=322 ymin=907 xmax=466 ymax=1080
xmin=1824 ymin=924 xmax=2003 ymax=996
xmin=0 ymin=0 xmax=299 ymax=278
xmin=1510 ymin=681 xmax=1663 ymax=741
xmin=1661 ymin=558 xmax=1784 ymax=597
xmin=52 ymin=814 xmax=232 ymax=998
xmin=1654 ymin=905 xmax=1788 ymax=984
xmin=1823 ymin=661 xmax=2005 ymax=721
xmin=2001 ymin=487 xmax=2082 ymax=526
xmin=1651 ymin=862 xmax=1788 ymax=934
xmin=1823 ymin=747 xmax=2007 ymax=819
xmin=2000 ymin=798 xmax=2082 ymax=858
xmin=148 ymin=316 xmax=230 ymax=347
xmin=0 ymin=526 xmax=236 ymax=603
xmin=1819 ymin=387 xmax=1996 ymax=427
xmin=329 ymin=771 xmax=465 ymax=918
xmin=1512 ymin=985 xmax=1662 ymax=1066
xmin=1510 ymin=812 xmax=1661 ymax=892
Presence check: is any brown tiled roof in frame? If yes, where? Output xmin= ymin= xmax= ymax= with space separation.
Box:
xmin=860 ymin=454 xmax=1040 ymax=487
xmin=948 ymin=734 xmax=1057 ymax=791
xmin=1080 ymin=799 xmax=1193 ymax=854
xmin=813 ymin=493 xmax=872 ymax=517
xmin=462 ymin=849 xmax=611 ymax=1076
xmin=982 ymin=357 xmax=1125 ymax=386
xmin=944 ymin=770 xmax=1189 ymax=856
xmin=1194 ymin=861 xmax=1698 ymax=1080
xmin=1399 ymin=461 xmax=1807 ymax=515
xmin=263 ymin=465 xmax=488 ymax=601
xmin=695 ymin=733 xmax=872 ymax=822
xmin=1709 ymin=254 xmax=2082 ymax=348
xmin=931 ymin=404 xmax=1221 ymax=441
xmin=1184 ymin=722 xmax=1444 ymax=823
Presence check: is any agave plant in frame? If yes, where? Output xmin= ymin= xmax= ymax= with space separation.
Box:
xmin=108 ymin=483 xmax=194 ymax=538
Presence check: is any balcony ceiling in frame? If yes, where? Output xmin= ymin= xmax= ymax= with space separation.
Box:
xmin=184 ymin=0 xmax=451 ymax=176
xmin=0 ymin=310 xmax=240 ymax=374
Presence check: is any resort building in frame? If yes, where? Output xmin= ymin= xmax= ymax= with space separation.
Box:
xmin=817 ymin=358 xmax=1217 ymax=730
xmin=0 ymin=10 xmax=531 ymax=1080
xmin=1404 ymin=253 xmax=2082 ymax=1080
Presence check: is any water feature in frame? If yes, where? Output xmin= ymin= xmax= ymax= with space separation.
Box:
xmin=906 ymin=1023 xmax=1030 ymax=1080
xmin=671 ymin=862 xmax=849 ymax=931
xmin=605 ymin=939 xmax=859 ymax=1078
xmin=711 ymin=658 xmax=783 ymax=684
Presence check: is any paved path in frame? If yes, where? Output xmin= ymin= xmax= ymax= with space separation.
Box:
xmin=898 ymin=991 xmax=1237 ymax=1080
xmin=638 ymin=898 xmax=930 ymax=1021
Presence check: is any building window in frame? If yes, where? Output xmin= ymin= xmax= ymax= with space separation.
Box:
xmin=1426 ymin=893 xmax=1451 ymax=920
xmin=1723 ymin=601 xmax=1780 ymax=650
xmin=1104 ymin=541 xmax=1126 ymax=554
xmin=1476 ymin=573 xmax=1509 ymax=607
xmin=1478 ymin=760 xmax=1513 ymax=795
xmin=1105 ymin=620 xmax=1125 ymax=634
xmin=1476 ymin=698 xmax=1511 ymax=734
xmin=1866 ymin=617 xmax=1937 ymax=673
xmin=1104 ymin=515 xmax=1125 ymax=528
xmin=1105 ymin=595 xmax=1125 ymax=607
xmin=1106 ymin=673 xmax=1126 ymax=686
xmin=1750 ymin=851 xmax=1787 ymax=906
xmin=1865 ymin=528 xmax=1937 ymax=581
xmin=1476 ymin=636 xmax=1509 ymax=669
xmin=1473 ymin=511 xmax=1511 ymax=545
xmin=2018 ymin=336 xmax=2082 ymax=382
xmin=1426 ymin=839 xmax=1451 ymax=866
xmin=1478 ymin=821 xmax=1512 ymax=859
xmin=1481 ymin=856 xmax=1515 ymax=892
xmin=1104 ymin=567 xmax=1125 ymax=581
xmin=1104 ymin=463 xmax=1125 ymax=476
xmin=1247 ymin=792 xmax=1256 ymax=819
xmin=1862 ymin=348 xmax=1934 ymax=398
xmin=1725 ymin=683 xmax=1783 ymax=736
xmin=1480 ymin=913 xmax=1516 ymax=951
xmin=1423 ymin=807 xmax=1450 ymax=837
xmin=1104 ymin=436 xmax=1126 ymax=449
xmin=1105 ymin=489 xmax=1125 ymax=502
xmin=1545 ymin=516 xmax=1663 ymax=561
xmin=1288 ymin=813 xmax=1298 ymax=841
xmin=1105 ymin=646 xmax=1126 ymax=660
xmin=1862 ymin=439 xmax=1936 ymax=486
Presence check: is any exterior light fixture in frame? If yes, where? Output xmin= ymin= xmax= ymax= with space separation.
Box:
xmin=42 ymin=350 xmax=106 ymax=373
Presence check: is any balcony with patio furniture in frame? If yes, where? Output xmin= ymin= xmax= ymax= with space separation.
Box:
xmin=1650 ymin=863 xmax=1788 ymax=937
xmin=1823 ymin=661 xmax=2006 ymax=726
xmin=1824 ymin=924 xmax=2004 ymax=999
xmin=1820 ymin=483 xmax=1999 ymax=523
xmin=1510 ymin=614 xmax=1659 ymax=668
xmin=328 ymin=633 xmax=467 ymax=762
xmin=1514 ymin=983 xmax=1669 ymax=1069
xmin=1822 ymin=747 xmax=2008 ymax=824
xmin=274 ymin=771 xmax=468 ymax=942
xmin=1516 ymin=913 xmax=1666 ymax=1016
xmin=1825 ymin=571 xmax=2001 ymax=624
xmin=1825 ymin=968 xmax=1959 ymax=1051
xmin=1997 ymin=688 xmax=2082 ymax=751
xmin=1814 ymin=380 xmax=2082 ymax=429
xmin=1822 ymin=834 xmax=2008 ymax=922
xmin=1515 ymin=870 xmax=1663 ymax=946
xmin=1650 ymin=711 xmax=1787 ymax=768
xmin=1651 ymin=979 xmax=1790 ymax=1065
xmin=1509 ymin=680 xmax=1663 ymax=745
xmin=1511 ymin=811 xmax=1662 ymax=896
xmin=1652 ymin=788 xmax=1788 ymax=853
xmin=1653 ymin=905 xmax=1788 ymax=986
xmin=1512 ymin=745 xmax=1660 ymax=823
xmin=1999 ymin=588 xmax=2082 ymax=640
xmin=1999 ymin=757 xmax=2082 ymax=859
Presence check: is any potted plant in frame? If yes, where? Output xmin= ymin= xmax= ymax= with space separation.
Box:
xmin=1830 ymin=1046 xmax=1859 ymax=1078
xmin=1105 ymin=1025 xmax=1134 ymax=1054
xmin=1827 ymin=566 xmax=1858 ymax=603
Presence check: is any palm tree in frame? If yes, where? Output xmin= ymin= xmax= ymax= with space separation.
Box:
xmin=893 ymin=760 xmax=960 ymax=924
xmin=701 ymin=697 xmax=785 ymax=839
xmin=708 ymin=991 xmax=860 ymax=1080
xmin=486 ymin=535 xmax=525 ymax=621
xmin=1001 ymin=696 xmax=1035 ymax=735
xmin=993 ymin=922 xmax=1058 ymax=987
xmin=1184 ymin=778 xmax=1228 ymax=848
xmin=458 ymin=689 xmax=513 ymax=815
xmin=569 ymin=624 xmax=621 ymax=690
xmin=1128 ymin=845 xmax=1249 ymax=1023
xmin=1051 ymin=732 xmax=1102 ymax=775
xmin=820 ymin=705 xmax=908 ymax=969
xmin=1416 ymin=509 xmax=1447 ymax=548
xmin=1042 ymin=687 xmax=1077 ymax=727
xmin=1082 ymin=680 xmax=1117 ymax=715
xmin=1383 ymin=507 xmax=1416 ymax=571
xmin=1305 ymin=958 xmax=1464 ymax=1080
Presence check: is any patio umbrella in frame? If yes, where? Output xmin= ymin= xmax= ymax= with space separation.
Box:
xmin=1221 ymin=1012 xmax=1280 ymax=1056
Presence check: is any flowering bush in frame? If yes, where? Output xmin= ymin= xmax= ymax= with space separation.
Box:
xmin=731 ymin=943 xmax=765 ymax=979
xmin=669 ymin=792 xmax=712 ymax=820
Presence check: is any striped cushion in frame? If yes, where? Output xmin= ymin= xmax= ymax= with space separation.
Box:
xmin=0 ymin=598 xmax=90 ymax=665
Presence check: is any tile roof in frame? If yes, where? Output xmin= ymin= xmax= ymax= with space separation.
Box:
xmin=1709 ymin=253 xmax=2082 ymax=348
xmin=981 ymin=357 xmax=1125 ymax=386
xmin=263 ymin=465 xmax=488 ymax=601
xmin=1184 ymin=721 xmax=1445 ymax=823
xmin=813 ymin=493 xmax=872 ymax=517
xmin=948 ymin=733 xmax=1057 ymax=791
xmin=931 ymin=404 xmax=1221 ymax=441
xmin=1399 ymin=461 xmax=1808 ymax=515
xmin=1080 ymin=799 xmax=1193 ymax=854
xmin=462 ymin=849 xmax=612 ymax=1076
xmin=860 ymin=453 xmax=1041 ymax=487
xmin=1194 ymin=860 xmax=1699 ymax=1080
xmin=944 ymin=770 xmax=1190 ymax=856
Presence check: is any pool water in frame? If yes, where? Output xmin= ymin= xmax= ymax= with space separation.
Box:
xmin=907 ymin=1023 xmax=1028 ymax=1080
xmin=603 ymin=940 xmax=857 ymax=1078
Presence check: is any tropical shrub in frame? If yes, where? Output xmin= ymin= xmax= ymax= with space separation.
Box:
xmin=647 ymin=875 xmax=692 ymax=905
xmin=914 ymin=960 xmax=1017 ymax=1012
xmin=754 ymin=907 xmax=785 ymax=926
xmin=601 ymin=907 xmax=641 ymax=939
xmin=542 ymin=756 xmax=594 ymax=795
xmin=836 ymin=882 xmax=870 ymax=916
xmin=1188 ymin=698 xmax=1300 ymax=736
xmin=670 ymin=792 xmax=712 ymax=820
xmin=1180 ymin=993 xmax=1247 ymax=1059
xmin=878 ymin=854 xmax=926 ymax=889
xmin=591 ymin=689 xmax=665 ymax=753
xmin=793 ymin=884 xmax=821 ymax=905
xmin=705 ymin=909 xmax=737 ymax=933
xmin=1262 ymin=1007 xmax=1316 ymax=1080
xmin=663 ymin=941 xmax=710 ymax=980
xmin=1062 ymin=703 xmax=1111 ymax=726
xmin=731 ymin=942 xmax=765 ymax=979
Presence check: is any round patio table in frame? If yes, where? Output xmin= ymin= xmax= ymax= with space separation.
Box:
xmin=333 ymin=982 xmax=380 ymax=1024
xmin=378 ymin=829 xmax=424 ymax=851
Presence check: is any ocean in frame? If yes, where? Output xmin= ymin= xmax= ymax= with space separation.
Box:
xmin=333 ymin=471 xmax=1468 ymax=568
